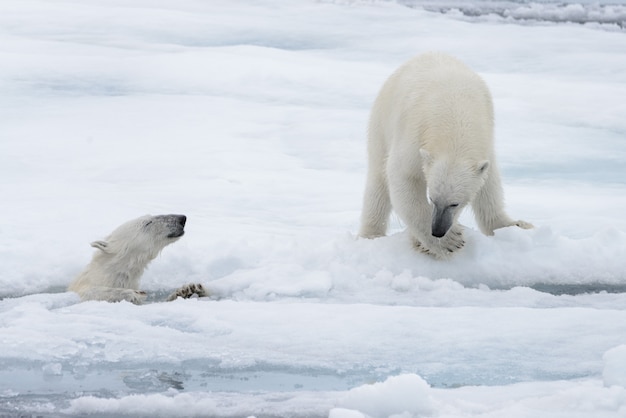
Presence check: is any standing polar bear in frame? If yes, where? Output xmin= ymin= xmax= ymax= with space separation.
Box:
xmin=359 ymin=52 xmax=532 ymax=258
xmin=68 ymin=214 xmax=206 ymax=303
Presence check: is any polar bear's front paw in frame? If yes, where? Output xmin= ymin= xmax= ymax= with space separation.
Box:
xmin=442 ymin=225 xmax=465 ymax=253
xmin=413 ymin=225 xmax=465 ymax=259
xmin=167 ymin=283 xmax=207 ymax=301
xmin=433 ymin=227 xmax=465 ymax=258
xmin=413 ymin=239 xmax=435 ymax=256
xmin=513 ymin=220 xmax=534 ymax=230
xmin=122 ymin=289 xmax=147 ymax=305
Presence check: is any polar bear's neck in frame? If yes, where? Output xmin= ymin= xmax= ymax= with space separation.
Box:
xmin=107 ymin=250 xmax=157 ymax=288
xmin=75 ymin=249 xmax=158 ymax=291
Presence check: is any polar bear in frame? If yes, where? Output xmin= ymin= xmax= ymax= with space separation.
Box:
xmin=359 ymin=52 xmax=532 ymax=258
xmin=68 ymin=214 xmax=206 ymax=303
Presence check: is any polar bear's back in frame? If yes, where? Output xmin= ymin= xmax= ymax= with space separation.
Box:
xmin=369 ymin=52 xmax=494 ymax=160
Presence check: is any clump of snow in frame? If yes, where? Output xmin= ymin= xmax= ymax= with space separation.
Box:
xmin=603 ymin=345 xmax=626 ymax=387
xmin=334 ymin=374 xmax=434 ymax=418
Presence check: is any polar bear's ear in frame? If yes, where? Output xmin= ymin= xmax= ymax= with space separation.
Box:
xmin=477 ymin=160 xmax=490 ymax=176
xmin=419 ymin=149 xmax=433 ymax=166
xmin=90 ymin=240 xmax=111 ymax=253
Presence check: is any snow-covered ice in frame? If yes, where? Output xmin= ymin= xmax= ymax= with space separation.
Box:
xmin=1 ymin=0 xmax=626 ymax=417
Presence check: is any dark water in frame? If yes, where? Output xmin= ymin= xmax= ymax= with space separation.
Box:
xmin=529 ymin=282 xmax=626 ymax=295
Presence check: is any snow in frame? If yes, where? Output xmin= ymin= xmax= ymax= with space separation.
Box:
xmin=1 ymin=0 xmax=626 ymax=417
xmin=334 ymin=374 xmax=434 ymax=417
xmin=604 ymin=345 xmax=626 ymax=388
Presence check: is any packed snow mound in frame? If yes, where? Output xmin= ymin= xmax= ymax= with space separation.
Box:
xmin=333 ymin=374 xmax=434 ymax=418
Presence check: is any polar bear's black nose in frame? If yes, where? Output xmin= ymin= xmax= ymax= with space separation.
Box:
xmin=431 ymin=205 xmax=452 ymax=238
xmin=165 ymin=215 xmax=187 ymax=238
xmin=432 ymin=228 xmax=447 ymax=238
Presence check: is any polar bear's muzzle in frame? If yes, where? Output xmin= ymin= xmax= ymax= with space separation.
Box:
xmin=153 ymin=214 xmax=186 ymax=239
xmin=431 ymin=205 xmax=453 ymax=238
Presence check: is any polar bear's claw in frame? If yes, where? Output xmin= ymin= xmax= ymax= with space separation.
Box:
xmin=167 ymin=283 xmax=208 ymax=301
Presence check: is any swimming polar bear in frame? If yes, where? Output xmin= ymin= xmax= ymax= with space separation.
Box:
xmin=359 ymin=52 xmax=533 ymax=258
xmin=68 ymin=214 xmax=206 ymax=303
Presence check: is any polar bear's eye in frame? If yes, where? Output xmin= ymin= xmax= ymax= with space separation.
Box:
xmin=144 ymin=220 xmax=153 ymax=227
xmin=449 ymin=204 xmax=459 ymax=208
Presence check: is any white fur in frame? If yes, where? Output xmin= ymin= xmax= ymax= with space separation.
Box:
xmin=359 ymin=52 xmax=532 ymax=258
xmin=68 ymin=214 xmax=186 ymax=303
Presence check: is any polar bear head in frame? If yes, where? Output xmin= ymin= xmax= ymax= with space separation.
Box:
xmin=91 ymin=214 xmax=186 ymax=258
xmin=89 ymin=214 xmax=186 ymax=282
xmin=420 ymin=150 xmax=489 ymax=237
xmin=68 ymin=214 xmax=187 ymax=302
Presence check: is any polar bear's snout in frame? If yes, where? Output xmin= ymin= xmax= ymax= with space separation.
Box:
xmin=167 ymin=214 xmax=186 ymax=238
xmin=431 ymin=204 xmax=454 ymax=238
xmin=149 ymin=214 xmax=186 ymax=239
